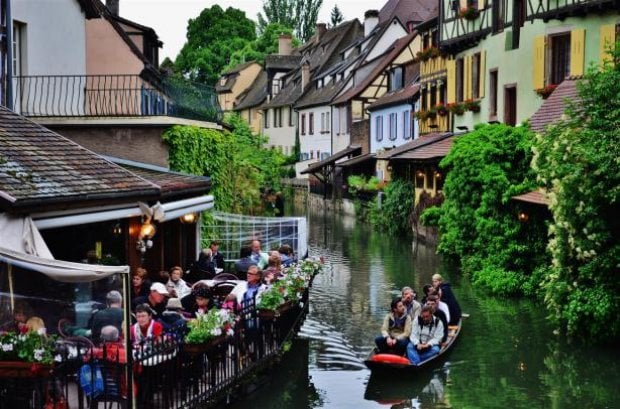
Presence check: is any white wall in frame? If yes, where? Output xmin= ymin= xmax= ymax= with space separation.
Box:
xmin=263 ymin=106 xmax=296 ymax=156
xmin=369 ymin=103 xmax=416 ymax=153
xmin=299 ymin=106 xmax=332 ymax=161
xmin=365 ymin=20 xmax=407 ymax=62
xmin=12 ymin=0 xmax=87 ymax=76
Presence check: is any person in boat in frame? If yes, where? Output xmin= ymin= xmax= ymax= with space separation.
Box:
xmin=425 ymin=294 xmax=448 ymax=344
xmin=421 ymin=284 xmax=433 ymax=305
xmin=375 ymin=298 xmax=412 ymax=356
xmin=401 ymin=286 xmax=421 ymax=320
xmin=428 ymin=288 xmax=451 ymax=324
xmin=432 ymin=273 xmax=462 ymax=325
xmin=407 ymin=305 xmax=444 ymax=365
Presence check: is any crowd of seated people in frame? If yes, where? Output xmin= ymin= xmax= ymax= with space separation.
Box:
xmin=374 ymin=274 xmax=462 ymax=365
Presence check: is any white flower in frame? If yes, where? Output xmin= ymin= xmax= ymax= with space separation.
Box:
xmin=37 ymin=327 xmax=46 ymax=336
xmin=210 ymin=328 xmax=222 ymax=337
xmin=33 ymin=348 xmax=45 ymax=362
xmin=1 ymin=343 xmax=13 ymax=352
xmin=226 ymin=328 xmax=234 ymax=337
xmin=54 ymin=354 xmax=62 ymax=362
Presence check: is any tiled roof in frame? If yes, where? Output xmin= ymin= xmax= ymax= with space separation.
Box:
xmin=368 ymin=82 xmax=420 ymax=111
xmin=333 ymin=31 xmax=417 ymax=105
xmin=390 ymin=135 xmax=455 ymax=160
xmin=376 ymin=132 xmax=452 ymax=159
xmin=221 ymin=61 xmax=257 ymax=76
xmin=234 ymin=71 xmax=269 ymax=111
xmin=529 ymin=79 xmax=580 ymax=133
xmin=336 ymin=153 xmax=376 ymax=167
xmin=0 ymin=107 xmax=159 ymax=210
xmin=120 ymin=165 xmax=211 ymax=199
xmin=265 ymin=55 xmax=302 ymax=71
xmin=300 ymin=145 xmax=362 ymax=174
xmin=295 ymin=74 xmax=350 ymax=109
xmin=215 ymin=76 xmax=236 ymax=93
xmin=512 ymin=190 xmax=549 ymax=206
xmin=379 ymin=0 xmax=437 ymax=24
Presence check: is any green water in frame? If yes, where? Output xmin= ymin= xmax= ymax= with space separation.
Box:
xmin=230 ymin=208 xmax=619 ymax=409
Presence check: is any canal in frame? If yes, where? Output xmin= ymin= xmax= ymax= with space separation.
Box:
xmin=231 ymin=207 xmax=619 ymax=409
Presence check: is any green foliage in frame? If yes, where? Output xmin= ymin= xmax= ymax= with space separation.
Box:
xmin=380 ymin=179 xmax=415 ymax=235
xmin=175 ymin=6 xmax=256 ymax=85
xmin=257 ymin=0 xmax=324 ymax=41
xmin=531 ymin=43 xmax=620 ymax=342
xmin=436 ymin=124 xmax=548 ymax=296
xmin=419 ymin=205 xmax=442 ymax=227
xmin=346 ymin=175 xmax=384 ymax=194
xmin=225 ymin=23 xmax=300 ymax=70
xmin=0 ymin=330 xmax=56 ymax=364
xmin=330 ymin=4 xmax=344 ymax=27
xmin=185 ymin=309 xmax=235 ymax=344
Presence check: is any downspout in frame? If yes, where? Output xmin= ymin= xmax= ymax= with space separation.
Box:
xmin=5 ymin=0 xmax=13 ymax=110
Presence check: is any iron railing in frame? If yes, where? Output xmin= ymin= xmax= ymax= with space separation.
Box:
xmin=11 ymin=74 xmax=222 ymax=123
xmin=0 ymin=289 xmax=308 ymax=409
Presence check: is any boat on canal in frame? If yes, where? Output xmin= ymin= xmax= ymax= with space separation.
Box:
xmin=363 ymin=319 xmax=462 ymax=373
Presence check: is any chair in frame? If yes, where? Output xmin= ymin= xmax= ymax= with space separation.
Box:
xmin=213 ymin=272 xmax=238 ymax=281
xmin=210 ymin=281 xmax=237 ymax=305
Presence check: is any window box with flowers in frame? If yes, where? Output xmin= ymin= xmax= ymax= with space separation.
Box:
xmin=459 ymin=5 xmax=480 ymax=20
xmin=415 ymin=47 xmax=441 ymax=62
xmin=447 ymin=102 xmax=466 ymax=115
xmin=0 ymin=330 xmax=55 ymax=377
xmin=415 ymin=110 xmax=437 ymax=121
xmin=464 ymin=99 xmax=481 ymax=113
xmin=535 ymin=84 xmax=557 ymax=99
xmin=184 ymin=309 xmax=236 ymax=353
xmin=435 ymin=103 xmax=449 ymax=116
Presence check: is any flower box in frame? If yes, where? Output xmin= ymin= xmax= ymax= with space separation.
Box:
xmin=184 ymin=335 xmax=228 ymax=354
xmin=535 ymin=84 xmax=557 ymax=99
xmin=464 ymin=99 xmax=480 ymax=113
xmin=258 ymin=300 xmax=296 ymax=320
xmin=0 ymin=361 xmax=52 ymax=378
xmin=435 ymin=104 xmax=449 ymax=116
xmin=459 ymin=6 xmax=480 ymax=20
xmin=447 ymin=102 xmax=466 ymax=115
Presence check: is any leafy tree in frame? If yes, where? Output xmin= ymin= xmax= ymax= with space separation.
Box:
xmin=330 ymin=4 xmax=344 ymax=27
xmin=175 ymin=6 xmax=256 ymax=85
xmin=257 ymin=0 xmax=324 ymax=42
xmin=532 ymin=44 xmax=620 ymax=342
xmin=225 ymin=23 xmax=300 ymax=70
xmin=431 ymin=124 xmax=548 ymax=296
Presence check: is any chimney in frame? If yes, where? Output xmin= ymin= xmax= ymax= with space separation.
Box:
xmin=106 ymin=0 xmax=119 ymax=15
xmin=301 ymin=61 xmax=310 ymax=90
xmin=364 ymin=10 xmax=379 ymax=37
xmin=315 ymin=23 xmax=327 ymax=44
xmin=278 ymin=33 xmax=293 ymax=56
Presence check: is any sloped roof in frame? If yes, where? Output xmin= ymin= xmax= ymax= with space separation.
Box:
xmin=333 ymin=31 xmax=417 ymax=105
xmin=265 ymin=55 xmax=302 ymax=71
xmin=120 ymin=165 xmax=211 ymax=199
xmin=216 ymin=62 xmax=259 ymax=93
xmin=0 ymin=106 xmax=159 ymax=210
xmin=368 ymin=82 xmax=420 ymax=111
xmin=234 ymin=70 xmax=269 ymax=111
xmin=376 ymin=132 xmax=452 ymax=159
xmin=300 ymin=145 xmax=362 ymax=174
xmin=221 ymin=61 xmax=257 ymax=76
xmin=512 ymin=190 xmax=549 ymax=206
xmin=390 ymin=135 xmax=455 ymax=160
xmin=336 ymin=153 xmax=376 ymax=167
xmin=295 ymin=74 xmax=350 ymax=109
xmin=529 ymin=79 xmax=580 ymax=133
xmin=379 ymin=0 xmax=437 ymax=25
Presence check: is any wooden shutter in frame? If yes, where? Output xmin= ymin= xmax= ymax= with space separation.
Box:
xmin=478 ymin=0 xmax=486 ymax=10
xmin=570 ymin=29 xmax=585 ymax=77
xmin=479 ymin=50 xmax=486 ymax=98
xmin=447 ymin=59 xmax=456 ymax=103
xmin=464 ymin=55 xmax=472 ymax=99
xmin=533 ymin=35 xmax=546 ymax=89
xmin=600 ymin=25 xmax=616 ymax=65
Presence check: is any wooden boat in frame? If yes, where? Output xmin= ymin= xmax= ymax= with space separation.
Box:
xmin=364 ymin=318 xmax=462 ymax=372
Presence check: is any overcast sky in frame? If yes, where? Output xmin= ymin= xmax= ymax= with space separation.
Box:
xmin=121 ymin=0 xmax=380 ymax=62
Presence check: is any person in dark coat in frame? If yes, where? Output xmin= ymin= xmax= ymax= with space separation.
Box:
xmin=234 ymin=246 xmax=256 ymax=280
xmin=432 ymin=274 xmax=462 ymax=325
xmin=91 ymin=290 xmax=124 ymax=344
xmin=209 ymin=241 xmax=225 ymax=270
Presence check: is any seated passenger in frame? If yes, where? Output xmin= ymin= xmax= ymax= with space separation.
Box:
xmin=401 ymin=286 xmax=421 ymax=320
xmin=432 ymin=273 xmax=462 ymax=325
xmin=131 ymin=268 xmax=151 ymax=301
xmin=230 ymin=265 xmax=267 ymax=307
xmin=0 ymin=301 xmax=31 ymax=333
xmin=190 ymin=248 xmax=216 ymax=282
xmin=425 ymin=295 xmax=448 ymax=344
xmin=407 ymin=306 xmax=443 ymax=365
xmin=91 ymin=290 xmax=124 ymax=344
xmin=161 ymin=298 xmax=189 ymax=330
xmin=132 ymin=282 xmax=169 ymax=319
xmin=374 ymin=298 xmax=411 ymax=356
xmin=166 ymin=266 xmax=192 ymax=299
xmin=429 ymin=288 xmax=451 ymax=324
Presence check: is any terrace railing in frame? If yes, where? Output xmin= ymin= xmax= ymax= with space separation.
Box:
xmin=11 ymin=74 xmax=222 ymax=123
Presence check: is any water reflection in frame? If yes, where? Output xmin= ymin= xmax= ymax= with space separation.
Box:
xmin=364 ymin=369 xmax=449 ymax=409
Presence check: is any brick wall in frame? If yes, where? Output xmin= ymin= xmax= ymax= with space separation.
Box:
xmin=350 ymin=119 xmax=369 ymax=154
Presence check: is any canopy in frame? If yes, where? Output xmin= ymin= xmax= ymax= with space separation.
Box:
xmin=0 ymin=247 xmax=129 ymax=283
xmin=0 ymin=213 xmax=53 ymax=259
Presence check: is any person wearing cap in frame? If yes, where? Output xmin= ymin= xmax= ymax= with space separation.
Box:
xmin=161 ymin=298 xmax=190 ymax=329
xmin=91 ymin=290 xmax=124 ymax=344
xmin=132 ymin=282 xmax=169 ymax=318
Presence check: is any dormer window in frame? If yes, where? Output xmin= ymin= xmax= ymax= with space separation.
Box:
xmin=220 ymin=77 xmax=227 ymax=86
xmin=389 ymin=67 xmax=403 ymax=91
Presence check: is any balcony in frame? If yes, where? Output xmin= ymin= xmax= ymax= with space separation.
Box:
xmin=11 ymin=74 xmax=222 ymax=123
xmin=527 ymin=0 xmax=617 ymax=21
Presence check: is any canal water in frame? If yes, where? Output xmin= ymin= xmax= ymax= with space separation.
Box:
xmin=231 ymin=208 xmax=619 ymax=409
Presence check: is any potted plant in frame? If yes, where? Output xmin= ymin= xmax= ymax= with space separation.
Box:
xmin=0 ymin=330 xmax=55 ymax=377
xmin=416 ymin=47 xmax=441 ymax=62
xmin=184 ymin=309 xmax=236 ymax=353
xmin=464 ymin=99 xmax=481 ymax=113
xmin=446 ymin=102 xmax=466 ymax=115
xmin=535 ymin=84 xmax=557 ymax=99
xmin=459 ymin=5 xmax=480 ymax=20
xmin=435 ymin=103 xmax=449 ymax=116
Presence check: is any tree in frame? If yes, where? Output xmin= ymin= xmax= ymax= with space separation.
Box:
xmin=257 ymin=0 xmax=324 ymax=42
xmin=330 ymin=4 xmax=344 ymax=27
xmin=175 ymin=6 xmax=256 ymax=85
xmin=225 ymin=23 xmax=300 ymax=70
xmin=532 ymin=43 xmax=620 ymax=342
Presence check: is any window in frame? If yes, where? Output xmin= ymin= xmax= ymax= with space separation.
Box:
xmin=278 ymin=108 xmax=283 ymax=127
xmin=403 ymin=110 xmax=411 ymax=140
xmin=320 ymin=113 xmax=325 ymax=132
xmin=220 ymin=76 xmax=227 ymax=86
xmin=389 ymin=112 xmax=397 ymax=140
xmin=301 ymin=114 xmax=306 ymax=135
xmin=492 ymin=0 xmax=505 ymax=33
xmin=389 ymin=67 xmax=403 ymax=91
xmin=288 ymin=107 xmax=294 ymax=127
xmin=309 ymin=113 xmax=314 ymax=134
xmin=12 ymin=22 xmax=25 ymax=77
xmin=504 ymin=85 xmax=517 ymax=126
xmin=431 ymin=29 xmax=439 ymax=48
xmin=472 ymin=53 xmax=481 ymax=99
xmin=325 ymin=112 xmax=330 ymax=132
xmin=430 ymin=84 xmax=437 ymax=109
xmin=375 ymin=116 xmax=383 ymax=141
xmin=489 ymin=70 xmax=498 ymax=118
xmin=456 ymin=58 xmax=464 ymax=102
xmin=512 ymin=0 xmax=527 ymax=49
xmin=264 ymin=109 xmax=270 ymax=128
xmin=550 ymin=33 xmax=571 ymax=85
xmin=272 ymin=79 xmax=281 ymax=96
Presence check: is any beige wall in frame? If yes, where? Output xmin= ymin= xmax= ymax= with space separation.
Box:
xmin=86 ymin=19 xmax=144 ymax=75
xmin=237 ymin=107 xmax=262 ymax=134
xmin=218 ymin=63 xmax=262 ymax=112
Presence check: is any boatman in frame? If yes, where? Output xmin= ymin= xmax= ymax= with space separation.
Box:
xmin=407 ymin=305 xmax=444 ymax=365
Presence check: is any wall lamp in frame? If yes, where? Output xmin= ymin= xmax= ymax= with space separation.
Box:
xmin=180 ymin=212 xmax=198 ymax=224
xmin=517 ymin=211 xmax=529 ymax=223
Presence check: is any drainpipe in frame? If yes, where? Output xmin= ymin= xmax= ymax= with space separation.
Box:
xmin=5 ymin=0 xmax=13 ymax=110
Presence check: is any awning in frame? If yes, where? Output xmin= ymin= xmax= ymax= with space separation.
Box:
xmin=300 ymin=145 xmax=362 ymax=175
xmin=390 ymin=137 xmax=455 ymax=160
xmin=0 ymin=247 xmax=128 ymax=283
xmin=512 ymin=190 xmax=549 ymax=206
xmin=336 ymin=153 xmax=376 ymax=167
xmin=376 ymin=133 xmax=452 ymax=160
xmin=0 ymin=214 xmax=53 ymax=259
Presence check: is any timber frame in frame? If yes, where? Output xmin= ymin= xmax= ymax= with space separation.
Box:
xmin=527 ymin=0 xmax=620 ymax=22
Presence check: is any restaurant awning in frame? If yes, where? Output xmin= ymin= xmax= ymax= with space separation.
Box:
xmin=511 ymin=190 xmax=550 ymax=206
xmin=300 ymin=145 xmax=362 ymax=175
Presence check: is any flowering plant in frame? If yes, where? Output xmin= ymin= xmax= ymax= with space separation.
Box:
xmin=464 ymin=99 xmax=481 ymax=112
xmin=415 ymin=47 xmax=441 ymax=62
xmin=459 ymin=5 xmax=479 ymax=20
xmin=185 ymin=309 xmax=236 ymax=344
xmin=298 ymin=258 xmax=324 ymax=279
xmin=535 ymin=84 xmax=557 ymax=99
xmin=0 ymin=330 xmax=55 ymax=364
xmin=435 ymin=103 xmax=449 ymax=116
xmin=415 ymin=109 xmax=437 ymax=120
xmin=447 ymin=102 xmax=466 ymax=115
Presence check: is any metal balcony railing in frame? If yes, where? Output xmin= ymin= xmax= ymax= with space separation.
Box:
xmin=11 ymin=74 xmax=222 ymax=123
